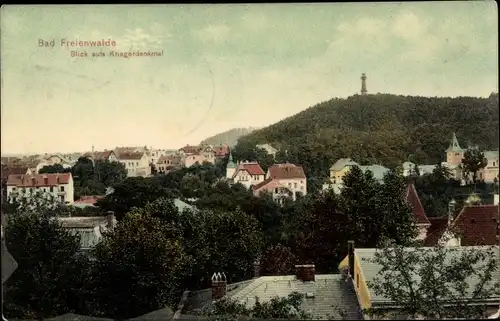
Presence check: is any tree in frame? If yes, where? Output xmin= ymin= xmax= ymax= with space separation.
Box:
xmin=259 ymin=244 xmax=298 ymax=276
xmin=197 ymin=292 xmax=311 ymax=320
xmin=202 ymin=208 xmax=264 ymax=283
xmin=364 ymin=241 xmax=500 ymax=319
xmin=95 ymin=177 xmax=174 ymax=220
xmin=3 ymin=195 xmax=84 ymax=319
xmin=94 ymin=160 xmax=127 ymax=187
xmin=39 ymin=164 xmax=71 ymax=174
xmin=89 ymin=209 xmax=188 ymax=319
xmin=461 ymin=149 xmax=488 ymax=185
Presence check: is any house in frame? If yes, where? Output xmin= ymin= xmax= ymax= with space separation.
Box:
xmin=338 ymin=243 xmax=500 ymax=319
xmin=156 ymin=154 xmax=182 ymax=173
xmin=72 ymin=195 xmax=104 ymax=209
xmin=200 ymin=145 xmax=216 ymax=164
xmin=34 ymin=154 xmax=73 ymax=174
xmin=57 ymin=213 xmax=115 ymax=253
xmin=256 ymin=143 xmax=278 ymax=157
xmin=424 ymin=204 xmax=499 ymax=247
xmin=252 ymin=163 xmax=307 ymax=203
xmin=323 ymin=158 xmax=389 ymax=193
xmin=482 ymin=150 xmax=499 ymax=183
xmin=6 ymin=173 xmax=74 ymax=204
xmin=118 ymin=152 xmax=150 ymax=177
xmin=179 ymin=144 xmax=201 ymax=155
xmin=228 ymin=160 xmax=266 ymax=189
xmin=174 ymin=265 xmax=363 ymax=320
xmin=402 ymin=162 xmax=437 ymax=177
xmin=82 ymin=150 xmax=119 ymax=163
xmin=406 ymin=183 xmax=431 ymax=241
xmin=184 ymin=152 xmax=214 ymax=168
xmin=214 ymin=144 xmax=230 ymax=159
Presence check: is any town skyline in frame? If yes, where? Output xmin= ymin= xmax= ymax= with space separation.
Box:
xmin=1 ymin=2 xmax=498 ymax=155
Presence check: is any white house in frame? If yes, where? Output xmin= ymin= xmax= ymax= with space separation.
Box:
xmin=256 ymin=143 xmax=278 ymax=157
xmin=253 ymin=163 xmax=307 ymax=203
xmin=35 ymin=155 xmax=73 ymax=174
xmin=6 ymin=172 xmax=75 ymax=204
xmin=229 ymin=161 xmax=266 ymax=189
xmin=82 ymin=150 xmax=119 ymax=163
xmin=118 ymin=152 xmax=150 ymax=177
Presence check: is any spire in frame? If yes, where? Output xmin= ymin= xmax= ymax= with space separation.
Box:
xmin=446 ymin=132 xmax=464 ymax=153
xmin=227 ymin=151 xmax=236 ymax=169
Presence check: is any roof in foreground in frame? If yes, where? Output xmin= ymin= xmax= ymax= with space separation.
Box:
xmin=355 ymin=246 xmax=500 ymax=305
xmin=227 ymin=275 xmax=363 ymax=320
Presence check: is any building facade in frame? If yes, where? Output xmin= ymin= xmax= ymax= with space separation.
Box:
xmin=228 ymin=161 xmax=266 ymax=189
xmin=118 ymin=152 xmax=150 ymax=177
xmin=253 ymin=163 xmax=307 ymax=203
xmin=6 ymin=173 xmax=75 ymax=204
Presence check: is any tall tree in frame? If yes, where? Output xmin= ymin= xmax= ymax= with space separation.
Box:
xmin=3 ymin=194 xmax=84 ymax=319
xmin=259 ymin=244 xmax=298 ymax=276
xmin=365 ymin=241 xmax=500 ymax=319
xmin=461 ymin=149 xmax=488 ymax=185
xmin=94 ymin=160 xmax=127 ymax=187
xmin=90 ymin=210 xmax=188 ymax=319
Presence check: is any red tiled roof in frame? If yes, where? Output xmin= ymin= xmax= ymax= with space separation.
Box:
xmin=74 ymin=195 xmax=104 ymax=205
xmin=83 ymin=150 xmax=115 ymax=160
xmin=118 ymin=152 xmax=144 ymax=160
xmin=267 ymin=163 xmax=306 ymax=179
xmin=179 ymin=145 xmax=201 ymax=154
xmin=423 ymin=217 xmax=449 ymax=246
xmin=406 ymin=183 xmax=431 ymax=226
xmin=252 ymin=178 xmax=273 ymax=191
xmin=234 ymin=162 xmax=265 ymax=178
xmin=214 ymin=145 xmax=230 ymax=157
xmin=451 ymin=205 xmax=499 ymax=246
xmin=7 ymin=173 xmax=72 ymax=187
xmin=2 ymin=166 xmax=29 ymax=179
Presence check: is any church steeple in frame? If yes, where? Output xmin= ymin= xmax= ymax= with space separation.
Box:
xmin=361 ymin=73 xmax=367 ymax=95
xmin=227 ymin=151 xmax=236 ymax=169
xmin=446 ymin=132 xmax=464 ymax=153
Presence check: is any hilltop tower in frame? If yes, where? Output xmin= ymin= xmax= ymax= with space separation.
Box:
xmin=361 ymin=73 xmax=367 ymax=95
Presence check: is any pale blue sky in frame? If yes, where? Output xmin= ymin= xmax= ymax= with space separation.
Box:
xmin=1 ymin=2 xmax=498 ymax=154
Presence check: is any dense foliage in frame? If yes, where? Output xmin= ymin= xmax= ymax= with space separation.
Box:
xmin=234 ymin=94 xmax=499 ymax=192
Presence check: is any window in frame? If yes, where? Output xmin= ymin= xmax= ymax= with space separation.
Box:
xmin=50 ymin=186 xmax=54 ymax=192
xmin=136 ymin=162 xmax=139 ymax=166
xmin=275 ymin=188 xmax=278 ymax=193
xmin=294 ymin=182 xmax=297 ymax=188
xmin=12 ymin=187 xmax=16 ymax=191
xmin=60 ymin=186 xmax=65 ymax=192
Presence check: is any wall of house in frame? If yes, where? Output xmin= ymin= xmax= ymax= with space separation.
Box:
xmin=119 ymin=155 xmax=150 ymax=177
xmin=6 ymin=178 xmax=74 ymax=204
xmin=331 ymin=166 xmax=352 ymax=185
xmin=108 ymin=153 xmax=119 ymax=162
xmin=446 ymin=151 xmax=464 ymax=166
xmin=416 ymin=226 xmax=428 ymax=241
xmin=184 ymin=154 xmax=207 ymax=168
xmin=353 ymin=255 xmax=372 ymax=311
xmin=233 ymin=170 xmax=265 ymax=189
xmin=274 ymin=178 xmax=307 ymax=200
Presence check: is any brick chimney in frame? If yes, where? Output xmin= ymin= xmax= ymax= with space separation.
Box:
xmin=295 ymin=264 xmax=315 ymax=282
xmin=253 ymin=257 xmax=261 ymax=278
xmin=106 ymin=211 xmax=115 ymax=230
xmin=211 ymin=272 xmax=227 ymax=300
xmin=348 ymin=240 xmax=355 ymax=278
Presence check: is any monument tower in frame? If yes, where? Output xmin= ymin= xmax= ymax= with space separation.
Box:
xmin=361 ymin=73 xmax=367 ymax=95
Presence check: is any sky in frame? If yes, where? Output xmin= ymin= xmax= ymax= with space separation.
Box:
xmin=1 ymin=2 xmax=498 ymax=155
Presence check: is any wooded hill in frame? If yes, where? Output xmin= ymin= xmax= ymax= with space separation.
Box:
xmin=235 ymin=93 xmax=499 ymax=186
xmin=200 ymin=127 xmax=258 ymax=147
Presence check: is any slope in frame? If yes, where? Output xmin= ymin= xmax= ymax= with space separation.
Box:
xmin=235 ymin=93 xmax=499 ymax=184
xmin=200 ymin=127 xmax=259 ymax=147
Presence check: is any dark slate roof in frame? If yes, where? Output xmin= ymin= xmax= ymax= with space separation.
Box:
xmin=127 ymin=307 xmax=174 ymax=320
xmin=451 ymin=205 xmax=499 ymax=246
xmin=424 ymin=217 xmax=449 ymax=246
xmin=45 ymin=313 xmax=113 ymax=321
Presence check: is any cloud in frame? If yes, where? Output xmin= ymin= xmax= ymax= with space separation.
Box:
xmin=392 ymin=11 xmax=426 ymax=40
xmin=195 ymin=24 xmax=231 ymax=43
xmin=117 ymin=27 xmax=168 ymax=51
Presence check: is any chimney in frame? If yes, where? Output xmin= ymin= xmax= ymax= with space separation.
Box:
xmin=448 ymin=199 xmax=457 ymax=226
xmin=107 ymin=211 xmax=115 ymax=230
xmin=253 ymin=257 xmax=261 ymax=278
xmin=211 ymin=272 xmax=227 ymax=300
xmin=348 ymin=240 xmax=355 ymax=278
xmin=295 ymin=264 xmax=315 ymax=282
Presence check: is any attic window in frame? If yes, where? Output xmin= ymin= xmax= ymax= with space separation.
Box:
xmin=305 ymin=292 xmax=315 ymax=298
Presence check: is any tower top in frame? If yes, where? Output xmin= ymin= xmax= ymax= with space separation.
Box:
xmin=361 ymin=73 xmax=367 ymax=95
